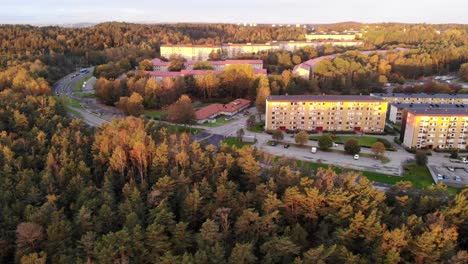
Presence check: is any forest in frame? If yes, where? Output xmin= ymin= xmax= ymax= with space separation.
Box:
xmin=0 ymin=22 xmax=468 ymax=263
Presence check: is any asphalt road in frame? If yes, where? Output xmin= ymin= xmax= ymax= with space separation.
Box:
xmin=53 ymin=67 xmax=110 ymax=127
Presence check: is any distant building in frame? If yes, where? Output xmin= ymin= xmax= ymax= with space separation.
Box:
xmin=305 ymin=32 xmax=358 ymax=41
xmin=222 ymin=43 xmax=280 ymax=58
xmin=265 ymin=95 xmax=387 ymax=132
xmin=401 ymin=108 xmax=468 ymax=150
xmin=371 ymin=93 xmax=468 ymax=105
xmin=389 ymin=103 xmax=467 ymax=124
xmin=152 ymin=58 xmax=263 ymax=72
xmin=160 ymin=44 xmax=222 ymax=61
xmin=278 ymin=40 xmax=363 ymax=52
xmin=195 ymin=99 xmax=251 ymax=123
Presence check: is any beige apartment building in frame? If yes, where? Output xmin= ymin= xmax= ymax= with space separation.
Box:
xmin=305 ymin=33 xmax=357 ymax=41
xmin=401 ymin=108 xmax=468 ymax=150
xmin=160 ymin=44 xmax=222 ymax=61
xmin=265 ymin=95 xmax=387 ymax=132
xmin=222 ymin=43 xmax=280 ymax=57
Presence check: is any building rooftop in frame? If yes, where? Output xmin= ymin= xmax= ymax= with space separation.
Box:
xmin=161 ymin=44 xmax=221 ymax=48
xmin=372 ymin=93 xmax=468 ymax=99
xmin=152 ymin=58 xmax=263 ymax=67
xmin=391 ymin=103 xmax=468 ymax=109
xmin=407 ymin=108 xmax=468 ymax=116
xmin=266 ymin=95 xmax=385 ymax=102
xmin=195 ymin=99 xmax=251 ymax=120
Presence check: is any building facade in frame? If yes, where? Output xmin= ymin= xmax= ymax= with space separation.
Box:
xmin=222 ymin=43 xmax=280 ymax=57
xmin=160 ymin=45 xmax=222 ymax=61
xmin=265 ymin=95 xmax=387 ymax=132
xmin=149 ymin=68 xmax=267 ymax=81
xmin=401 ymin=108 xmax=468 ymax=150
xmin=389 ymin=103 xmax=467 ymax=124
xmin=305 ymin=33 xmax=357 ymax=41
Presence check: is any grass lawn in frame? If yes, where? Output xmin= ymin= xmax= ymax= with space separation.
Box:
xmin=310 ymin=135 xmax=390 ymax=148
xmin=74 ymin=92 xmax=96 ymax=98
xmin=200 ymin=116 xmax=234 ymax=127
xmin=247 ymin=122 xmax=264 ymax=133
xmin=393 ymin=124 xmax=402 ymax=131
xmin=222 ymin=137 xmax=255 ymax=148
xmin=73 ymin=74 xmax=92 ymax=92
xmin=164 ymin=124 xmax=201 ymax=134
xmin=145 ymin=110 xmax=167 ymax=120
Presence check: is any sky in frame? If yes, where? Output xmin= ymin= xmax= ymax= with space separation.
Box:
xmin=0 ymin=0 xmax=467 ymax=25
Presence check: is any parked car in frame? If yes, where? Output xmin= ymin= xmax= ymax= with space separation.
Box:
xmin=271 ymin=141 xmax=277 ymax=146
xmin=443 ymin=175 xmax=450 ymax=180
xmin=354 ymin=154 xmax=359 ymax=160
xmin=437 ymin=174 xmax=443 ymax=180
xmin=447 ymin=167 xmax=455 ymax=172
xmin=332 ymin=142 xmax=338 ymax=147
xmin=311 ymin=147 xmax=317 ymax=153
xmin=283 ymin=144 xmax=290 ymax=148
xmin=454 ymin=176 xmax=462 ymax=181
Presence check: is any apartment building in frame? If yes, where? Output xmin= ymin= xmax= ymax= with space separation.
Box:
xmin=389 ymin=103 xmax=466 ymax=124
xmin=222 ymin=43 xmax=280 ymax=57
xmin=152 ymin=59 xmax=263 ymax=72
xmin=371 ymin=93 xmax=468 ymax=105
xmin=401 ymin=108 xmax=468 ymax=150
xmin=305 ymin=33 xmax=357 ymax=41
xmin=160 ymin=44 xmax=222 ymax=61
xmin=278 ymin=40 xmax=363 ymax=52
xmin=265 ymin=95 xmax=387 ymax=132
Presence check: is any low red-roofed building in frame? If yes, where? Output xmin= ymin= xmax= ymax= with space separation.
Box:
xmin=195 ymin=99 xmax=251 ymax=123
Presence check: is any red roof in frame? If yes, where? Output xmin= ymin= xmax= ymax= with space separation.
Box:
xmin=195 ymin=99 xmax=251 ymax=120
xmin=153 ymin=59 xmax=263 ymax=67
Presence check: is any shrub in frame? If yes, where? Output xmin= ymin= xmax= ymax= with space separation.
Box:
xmin=318 ymin=134 xmax=334 ymax=150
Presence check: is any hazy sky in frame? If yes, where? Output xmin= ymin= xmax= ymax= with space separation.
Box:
xmin=1 ymin=0 xmax=467 ymax=25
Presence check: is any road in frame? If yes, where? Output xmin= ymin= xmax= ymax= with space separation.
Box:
xmin=53 ymin=67 xmax=115 ymax=127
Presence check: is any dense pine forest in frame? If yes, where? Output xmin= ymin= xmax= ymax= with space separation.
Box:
xmin=0 ymin=22 xmax=468 ymax=263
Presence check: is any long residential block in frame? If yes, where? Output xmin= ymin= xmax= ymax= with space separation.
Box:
xmin=265 ymin=95 xmax=387 ymax=132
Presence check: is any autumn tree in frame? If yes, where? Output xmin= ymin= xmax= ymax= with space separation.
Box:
xmin=272 ymin=129 xmax=284 ymax=141
xmin=460 ymin=63 xmax=468 ymax=82
xmin=371 ymin=142 xmax=386 ymax=158
xmin=167 ymin=95 xmax=196 ymax=125
xmin=295 ymin=131 xmax=309 ymax=146
xmin=139 ymin=59 xmax=154 ymax=71
xmin=118 ymin=92 xmax=144 ymax=116
xmin=256 ymin=76 xmax=270 ymax=113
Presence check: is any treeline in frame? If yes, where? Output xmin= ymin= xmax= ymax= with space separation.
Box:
xmin=312 ymin=45 xmax=468 ymax=94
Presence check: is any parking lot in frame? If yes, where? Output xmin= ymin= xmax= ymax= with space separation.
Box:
xmin=429 ymin=165 xmax=468 ymax=187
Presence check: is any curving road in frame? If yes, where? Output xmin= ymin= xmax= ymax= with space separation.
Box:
xmin=53 ymin=67 xmax=111 ymax=127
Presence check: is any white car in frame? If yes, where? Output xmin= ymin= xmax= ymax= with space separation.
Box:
xmin=332 ymin=142 xmax=338 ymax=147
xmin=437 ymin=174 xmax=443 ymax=180
xmin=448 ymin=167 xmax=455 ymax=172
xmin=454 ymin=176 xmax=462 ymax=182
xmin=354 ymin=154 xmax=359 ymax=160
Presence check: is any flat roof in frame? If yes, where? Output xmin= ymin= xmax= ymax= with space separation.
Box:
xmin=372 ymin=93 xmax=468 ymax=99
xmin=267 ymin=95 xmax=385 ymax=102
xmin=408 ymin=108 xmax=468 ymax=116
xmin=391 ymin=103 xmax=468 ymax=109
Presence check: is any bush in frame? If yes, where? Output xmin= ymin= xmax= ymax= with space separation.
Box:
xmin=450 ymin=149 xmax=459 ymax=159
xmin=376 ymin=138 xmax=392 ymax=149
xmin=323 ymin=130 xmax=355 ymax=135
xmin=344 ymin=138 xmax=361 ymax=155
xmin=394 ymin=137 xmax=402 ymax=145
